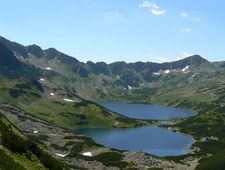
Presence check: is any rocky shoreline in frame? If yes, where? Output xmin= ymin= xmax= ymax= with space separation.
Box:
xmin=0 ymin=104 xmax=200 ymax=170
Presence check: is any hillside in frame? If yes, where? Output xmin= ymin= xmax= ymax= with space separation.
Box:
xmin=1 ymin=35 xmax=225 ymax=169
xmin=0 ymin=36 xmax=147 ymax=129
xmin=0 ymin=41 xmax=38 ymax=79
xmin=0 ymin=112 xmax=68 ymax=170
xmin=0 ymin=36 xmax=220 ymax=101
xmin=0 ymin=75 xmax=146 ymax=129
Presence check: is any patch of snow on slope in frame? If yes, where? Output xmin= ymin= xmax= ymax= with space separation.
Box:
xmin=45 ymin=67 xmax=52 ymax=70
xmin=55 ymin=153 xmax=68 ymax=157
xmin=63 ymin=98 xmax=74 ymax=102
xmin=83 ymin=152 xmax=92 ymax=157
xmin=190 ymin=74 xmax=196 ymax=78
xmin=128 ymin=85 xmax=133 ymax=90
xmin=164 ymin=70 xmax=170 ymax=74
xmin=182 ymin=66 xmax=189 ymax=72
xmin=153 ymin=72 xmax=160 ymax=75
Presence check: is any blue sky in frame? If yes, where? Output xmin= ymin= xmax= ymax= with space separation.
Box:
xmin=0 ymin=0 xmax=225 ymax=63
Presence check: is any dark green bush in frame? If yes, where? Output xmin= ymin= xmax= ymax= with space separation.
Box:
xmin=0 ymin=149 xmax=26 ymax=170
xmin=92 ymin=152 xmax=128 ymax=168
xmin=9 ymin=88 xmax=22 ymax=98
xmin=0 ymin=114 xmax=68 ymax=170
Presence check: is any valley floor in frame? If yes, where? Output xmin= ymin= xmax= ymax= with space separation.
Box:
xmin=0 ymin=104 xmax=200 ymax=170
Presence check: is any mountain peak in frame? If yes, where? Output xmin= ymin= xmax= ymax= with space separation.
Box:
xmin=0 ymin=36 xmax=28 ymax=58
xmin=44 ymin=48 xmax=62 ymax=58
xmin=184 ymin=55 xmax=209 ymax=64
xmin=26 ymin=44 xmax=44 ymax=58
xmin=0 ymin=42 xmax=21 ymax=69
xmin=45 ymin=48 xmax=79 ymax=64
xmin=170 ymin=55 xmax=210 ymax=67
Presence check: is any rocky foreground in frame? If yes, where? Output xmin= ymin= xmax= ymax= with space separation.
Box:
xmin=0 ymin=104 xmax=200 ymax=170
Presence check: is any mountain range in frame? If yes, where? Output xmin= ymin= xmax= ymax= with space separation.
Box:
xmin=1 ymin=35 xmax=225 ymax=169
xmin=1 ymin=35 xmax=225 ymax=117
xmin=0 ymin=36 xmax=223 ymax=100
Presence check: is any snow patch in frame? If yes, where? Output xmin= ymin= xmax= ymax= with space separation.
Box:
xmin=40 ymin=78 xmax=45 ymax=81
xmin=45 ymin=67 xmax=52 ymax=70
xmin=153 ymin=72 xmax=160 ymax=76
xmin=33 ymin=130 xmax=38 ymax=134
xmin=191 ymin=74 xmax=196 ymax=78
xmin=55 ymin=153 xmax=68 ymax=157
xmin=50 ymin=93 xmax=55 ymax=96
xmin=182 ymin=66 xmax=189 ymax=72
xmin=164 ymin=70 xmax=170 ymax=74
xmin=83 ymin=152 xmax=92 ymax=157
xmin=128 ymin=85 xmax=132 ymax=90
xmin=63 ymin=98 xmax=74 ymax=102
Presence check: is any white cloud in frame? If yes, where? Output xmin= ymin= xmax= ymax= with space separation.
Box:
xmin=177 ymin=51 xmax=193 ymax=60
xmin=181 ymin=28 xmax=191 ymax=32
xmin=156 ymin=56 xmax=169 ymax=63
xmin=180 ymin=12 xmax=201 ymax=22
xmin=147 ymin=48 xmax=155 ymax=52
xmin=106 ymin=11 xmax=122 ymax=20
xmin=139 ymin=1 xmax=166 ymax=16
xmin=139 ymin=1 xmax=159 ymax=9
xmin=151 ymin=9 xmax=166 ymax=15
xmin=181 ymin=12 xmax=189 ymax=17
xmin=193 ymin=17 xmax=201 ymax=22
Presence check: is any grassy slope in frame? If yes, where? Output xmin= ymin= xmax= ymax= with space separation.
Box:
xmin=0 ymin=113 xmax=68 ymax=170
xmin=0 ymin=76 xmax=146 ymax=129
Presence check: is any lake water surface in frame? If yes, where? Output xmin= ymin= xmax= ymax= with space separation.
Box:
xmin=76 ymin=126 xmax=195 ymax=157
xmin=100 ymin=102 xmax=197 ymax=120
xmin=76 ymin=103 xmax=197 ymax=156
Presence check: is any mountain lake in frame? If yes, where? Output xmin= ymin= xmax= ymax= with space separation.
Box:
xmin=100 ymin=102 xmax=197 ymax=120
xmin=76 ymin=103 xmax=197 ymax=156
